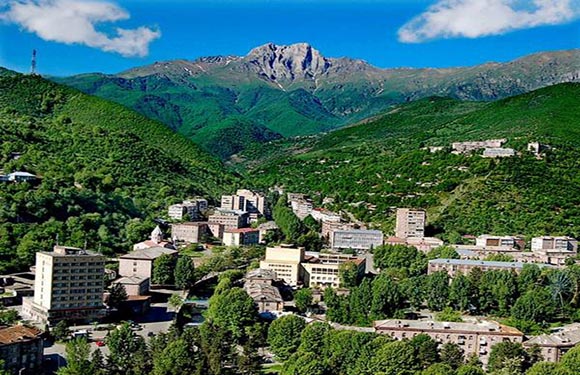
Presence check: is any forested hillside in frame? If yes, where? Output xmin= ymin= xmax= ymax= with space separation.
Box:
xmin=240 ymin=83 xmax=580 ymax=240
xmin=0 ymin=72 xmax=237 ymax=272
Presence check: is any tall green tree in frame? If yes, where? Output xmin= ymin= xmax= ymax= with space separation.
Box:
xmin=425 ymin=271 xmax=450 ymax=311
xmin=57 ymin=338 xmax=94 ymax=375
xmin=106 ymin=323 xmax=150 ymax=374
xmin=268 ymin=315 xmax=306 ymax=361
xmin=206 ymin=287 xmax=258 ymax=341
xmin=152 ymin=254 xmax=176 ymax=285
xmin=294 ymin=288 xmax=313 ymax=313
xmin=174 ymin=255 xmax=196 ymax=290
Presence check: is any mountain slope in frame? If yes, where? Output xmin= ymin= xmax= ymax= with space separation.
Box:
xmin=54 ymin=44 xmax=580 ymax=158
xmin=0 ymin=71 xmax=237 ymax=272
xmin=239 ymin=83 xmax=580 ymax=239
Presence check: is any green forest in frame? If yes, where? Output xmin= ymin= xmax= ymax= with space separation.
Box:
xmin=0 ymin=72 xmax=237 ymax=272
xmin=240 ymin=83 xmax=580 ymax=241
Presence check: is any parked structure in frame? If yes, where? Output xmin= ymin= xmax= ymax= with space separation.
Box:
xmin=428 ymin=258 xmax=554 ymax=277
xmin=524 ymin=323 xmax=580 ymax=363
xmin=222 ymin=228 xmax=260 ymax=247
xmin=374 ymin=319 xmax=523 ymax=367
xmin=395 ymin=208 xmax=426 ymax=239
xmin=22 ymin=246 xmax=106 ymax=324
xmin=330 ymin=229 xmax=383 ymax=251
xmin=171 ymin=222 xmax=208 ymax=244
xmin=0 ymin=325 xmax=43 ymax=374
xmin=118 ymin=247 xmax=178 ymax=280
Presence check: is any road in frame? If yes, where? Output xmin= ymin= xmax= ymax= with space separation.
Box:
xmin=44 ymin=302 xmax=174 ymax=372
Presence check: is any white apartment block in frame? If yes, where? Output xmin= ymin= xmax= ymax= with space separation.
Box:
xmin=221 ymin=189 xmax=267 ymax=221
xmin=302 ymin=253 xmax=365 ymax=288
xmin=532 ymin=236 xmax=578 ymax=252
xmin=395 ymin=208 xmax=426 ymax=239
xmin=374 ymin=319 xmax=523 ymax=367
xmin=23 ymin=246 xmax=106 ymax=324
xmin=290 ymin=199 xmax=313 ymax=220
xmin=330 ymin=229 xmax=383 ymax=251
xmin=168 ymin=198 xmax=208 ymax=221
xmin=222 ymin=228 xmax=260 ymax=247
xmin=482 ymin=148 xmax=515 ymax=158
xmin=310 ymin=208 xmax=341 ymax=223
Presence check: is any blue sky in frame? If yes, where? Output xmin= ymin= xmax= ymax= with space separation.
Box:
xmin=0 ymin=0 xmax=578 ymax=76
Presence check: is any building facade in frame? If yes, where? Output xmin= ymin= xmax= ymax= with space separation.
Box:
xmin=111 ymin=276 xmax=150 ymax=296
xmin=330 ymin=229 xmax=383 ymax=251
xmin=531 ymin=236 xmax=578 ymax=252
xmin=374 ymin=319 xmax=523 ymax=367
xmin=171 ymin=222 xmax=208 ymax=243
xmin=118 ymin=247 xmax=178 ymax=280
xmin=259 ymin=246 xmax=305 ymax=287
xmin=208 ymin=209 xmax=249 ymax=230
xmin=302 ymin=253 xmax=365 ymax=288
xmin=168 ymin=198 xmax=208 ymax=221
xmin=523 ymin=323 xmax=580 ymax=363
xmin=395 ymin=208 xmax=426 ymax=239
xmin=428 ymin=258 xmax=554 ymax=277
xmin=0 ymin=325 xmax=43 ymax=374
xmin=23 ymin=246 xmax=106 ymax=324
xmin=482 ymin=147 xmax=515 ymax=158
xmin=222 ymin=228 xmax=260 ymax=247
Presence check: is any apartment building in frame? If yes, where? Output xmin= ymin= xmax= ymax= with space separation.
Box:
xmin=475 ymin=235 xmax=523 ymax=249
xmin=524 ymin=323 xmax=580 ymax=363
xmin=208 ymin=209 xmax=249 ymax=230
xmin=290 ymin=199 xmax=314 ymax=220
xmin=395 ymin=208 xmax=426 ymax=239
xmin=222 ymin=228 xmax=260 ymax=247
xmin=311 ymin=208 xmax=341 ymax=223
xmin=428 ymin=258 xmax=555 ymax=277
xmin=482 ymin=148 xmax=515 ymax=158
xmin=119 ymin=247 xmax=178 ymax=280
xmin=171 ymin=222 xmax=208 ymax=243
xmin=321 ymin=221 xmax=355 ymax=240
xmin=374 ymin=319 xmax=523 ymax=367
xmin=302 ymin=253 xmax=366 ymax=288
xmin=0 ymin=325 xmax=43 ymax=374
xmin=330 ymin=229 xmax=383 ymax=251
xmin=111 ymin=276 xmax=150 ymax=296
xmin=532 ymin=236 xmax=578 ymax=252
xmin=168 ymin=198 xmax=208 ymax=221
xmin=259 ymin=246 xmax=305 ymax=286
xmin=451 ymin=139 xmax=506 ymax=154
xmin=221 ymin=189 xmax=267 ymax=221
xmin=22 ymin=246 xmax=106 ymax=324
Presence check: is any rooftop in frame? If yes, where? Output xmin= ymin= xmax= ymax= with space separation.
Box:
xmin=333 ymin=229 xmax=383 ymax=235
xmin=244 ymin=283 xmax=283 ymax=303
xmin=40 ymin=245 xmax=101 ymax=257
xmin=113 ymin=276 xmax=149 ymax=285
xmin=120 ymin=247 xmax=178 ymax=260
xmin=0 ymin=325 xmax=42 ymax=345
xmin=246 ymin=268 xmax=277 ymax=281
xmin=525 ymin=324 xmax=580 ymax=347
xmin=429 ymin=258 xmax=556 ymax=269
xmin=224 ymin=228 xmax=259 ymax=234
xmin=171 ymin=222 xmax=209 ymax=227
xmin=374 ymin=319 xmax=523 ymax=336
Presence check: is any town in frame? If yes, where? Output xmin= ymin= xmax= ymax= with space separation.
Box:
xmin=0 ymin=179 xmax=578 ymax=374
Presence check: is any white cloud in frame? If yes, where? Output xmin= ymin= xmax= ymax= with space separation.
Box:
xmin=398 ymin=0 xmax=579 ymax=43
xmin=1 ymin=0 xmax=160 ymax=57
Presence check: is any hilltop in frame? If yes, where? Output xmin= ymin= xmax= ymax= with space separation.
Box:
xmin=238 ymin=83 xmax=580 ymax=239
xmin=54 ymin=44 xmax=579 ymax=158
xmin=0 ymin=71 xmax=237 ymax=272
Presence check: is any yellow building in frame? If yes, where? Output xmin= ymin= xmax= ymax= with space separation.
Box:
xmin=259 ymin=246 xmax=305 ymax=287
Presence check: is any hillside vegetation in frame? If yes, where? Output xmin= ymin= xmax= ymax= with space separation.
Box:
xmin=240 ymin=83 xmax=580 ymax=240
xmin=0 ymin=72 xmax=237 ymax=272
xmin=55 ymin=45 xmax=579 ymax=159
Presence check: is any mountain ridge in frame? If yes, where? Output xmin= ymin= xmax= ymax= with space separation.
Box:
xmin=54 ymin=44 xmax=580 ymax=159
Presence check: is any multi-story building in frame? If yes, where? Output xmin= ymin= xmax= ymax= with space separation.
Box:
xmin=22 ymin=246 xmax=106 ymax=324
xmin=208 ymin=209 xmax=249 ymax=230
xmin=330 ymin=229 xmax=383 ymax=251
xmin=524 ymin=323 xmax=580 ymax=363
xmin=0 ymin=325 xmax=43 ymax=374
xmin=168 ymin=198 xmax=208 ymax=221
xmin=290 ymin=199 xmax=314 ymax=220
xmin=532 ymin=236 xmax=578 ymax=252
xmin=395 ymin=208 xmax=426 ymax=239
xmin=451 ymin=139 xmax=506 ymax=154
xmin=244 ymin=269 xmax=283 ymax=313
xmin=321 ymin=221 xmax=355 ymax=240
xmin=118 ymin=247 xmax=178 ymax=280
xmin=428 ymin=258 xmax=555 ymax=277
xmin=482 ymin=148 xmax=515 ymax=158
xmin=374 ymin=319 xmax=523 ymax=367
xmin=476 ymin=235 xmax=523 ymax=249
xmin=259 ymin=246 xmax=305 ymax=287
xmin=171 ymin=222 xmax=208 ymax=243
xmin=302 ymin=253 xmax=365 ymax=288
xmin=222 ymin=228 xmax=260 ymax=247
xmin=221 ymin=195 xmax=246 ymax=211
xmin=257 ymin=221 xmax=279 ymax=243
xmin=221 ymin=189 xmax=267 ymax=222
xmin=111 ymin=276 xmax=150 ymax=296
xmin=310 ymin=208 xmax=341 ymax=223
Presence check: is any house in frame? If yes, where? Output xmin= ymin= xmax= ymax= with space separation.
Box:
xmin=374 ymin=319 xmax=523 ymax=368
xmin=244 ymin=269 xmax=283 ymax=313
xmin=0 ymin=325 xmax=43 ymax=374
xmin=245 ymin=269 xmax=278 ymax=285
xmin=118 ymin=247 xmax=178 ymax=280
xmin=524 ymin=323 xmax=580 ymax=362
xmin=222 ymin=228 xmax=259 ymax=247
xmin=111 ymin=276 xmax=150 ymax=296
xmin=22 ymin=246 xmax=106 ymax=324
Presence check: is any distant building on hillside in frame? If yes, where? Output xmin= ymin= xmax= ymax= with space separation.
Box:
xmin=476 ymin=235 xmax=524 ymax=249
xmin=168 ymin=198 xmax=208 ymax=221
xmin=330 ymin=229 xmax=383 ymax=251
xmin=451 ymin=139 xmax=506 ymax=154
xmin=221 ymin=189 xmax=267 ymax=222
xmin=171 ymin=222 xmax=209 ymax=244
xmin=532 ymin=236 xmax=578 ymax=252
xmin=208 ymin=209 xmax=249 ymax=230
xmin=395 ymin=208 xmax=426 ymax=239
xmin=0 ymin=171 xmax=38 ymax=183
xmin=482 ymin=147 xmax=515 ymax=158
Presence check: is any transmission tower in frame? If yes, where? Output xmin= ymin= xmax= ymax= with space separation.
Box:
xmin=30 ymin=49 xmax=37 ymax=75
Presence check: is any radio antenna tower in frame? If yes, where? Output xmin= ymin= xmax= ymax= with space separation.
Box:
xmin=30 ymin=49 xmax=37 ymax=75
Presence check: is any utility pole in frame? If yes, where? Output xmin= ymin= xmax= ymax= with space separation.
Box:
xmin=30 ymin=49 xmax=37 ymax=75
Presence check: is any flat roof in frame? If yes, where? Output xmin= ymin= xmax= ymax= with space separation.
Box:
xmin=429 ymin=258 xmax=555 ymax=269
xmin=333 ymin=229 xmax=383 ymax=235
xmin=120 ymin=247 xmax=177 ymax=260
xmin=525 ymin=324 xmax=580 ymax=347
xmin=374 ymin=319 xmax=522 ymax=336
xmin=224 ymin=228 xmax=259 ymax=234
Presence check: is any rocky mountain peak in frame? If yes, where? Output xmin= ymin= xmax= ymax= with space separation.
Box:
xmin=245 ymin=42 xmax=331 ymax=82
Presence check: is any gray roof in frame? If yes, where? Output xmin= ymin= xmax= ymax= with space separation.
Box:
xmin=375 ymin=319 xmax=523 ymax=336
xmin=244 ymin=283 xmax=283 ymax=303
xmin=113 ymin=276 xmax=149 ymax=285
xmin=120 ymin=247 xmax=177 ymax=260
xmin=429 ymin=258 xmax=555 ymax=269
xmin=525 ymin=324 xmax=580 ymax=347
